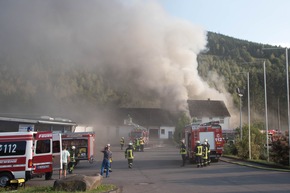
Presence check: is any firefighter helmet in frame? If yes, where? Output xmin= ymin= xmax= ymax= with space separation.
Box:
xmin=196 ymin=140 xmax=200 ymax=144
xmin=204 ymin=139 xmax=208 ymax=142
xmin=128 ymin=142 xmax=133 ymax=146
xmin=72 ymin=146 xmax=76 ymax=150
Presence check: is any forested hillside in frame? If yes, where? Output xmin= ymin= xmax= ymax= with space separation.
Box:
xmin=199 ymin=32 xmax=288 ymax=129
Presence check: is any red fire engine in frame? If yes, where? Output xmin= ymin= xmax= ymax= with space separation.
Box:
xmin=129 ymin=128 xmax=149 ymax=144
xmin=61 ymin=132 xmax=95 ymax=165
xmin=0 ymin=131 xmax=55 ymax=187
xmin=183 ymin=121 xmax=224 ymax=163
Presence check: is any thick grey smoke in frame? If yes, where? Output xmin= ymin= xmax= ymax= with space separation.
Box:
xmin=0 ymin=0 xmax=233 ymax=122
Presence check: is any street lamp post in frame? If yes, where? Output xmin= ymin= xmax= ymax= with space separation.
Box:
xmin=236 ymin=70 xmax=251 ymax=159
xmin=235 ymin=70 xmax=251 ymax=159
xmin=240 ymin=95 xmax=243 ymax=140
xmin=237 ymin=88 xmax=244 ymax=140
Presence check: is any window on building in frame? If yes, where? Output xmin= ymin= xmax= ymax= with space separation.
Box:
xmin=161 ymin=129 xmax=165 ymax=135
xmin=220 ymin=118 xmax=224 ymax=124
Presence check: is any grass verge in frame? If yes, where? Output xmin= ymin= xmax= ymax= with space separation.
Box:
xmin=0 ymin=184 xmax=117 ymax=193
xmin=222 ymin=154 xmax=290 ymax=169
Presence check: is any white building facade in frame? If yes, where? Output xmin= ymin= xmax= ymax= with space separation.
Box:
xmin=159 ymin=126 xmax=175 ymax=139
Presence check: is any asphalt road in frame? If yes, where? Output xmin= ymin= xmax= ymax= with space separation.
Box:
xmin=26 ymin=139 xmax=290 ymax=193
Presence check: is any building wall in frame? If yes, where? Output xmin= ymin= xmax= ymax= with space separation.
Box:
xmin=148 ymin=126 xmax=159 ymax=138
xmin=0 ymin=121 xmax=74 ymax=132
xmin=90 ymin=125 xmax=135 ymax=147
xmin=101 ymin=125 xmax=176 ymax=141
xmin=223 ymin=117 xmax=231 ymax=130
xmin=0 ymin=121 xmax=19 ymax=132
xmin=200 ymin=116 xmax=230 ymax=130
xmin=159 ymin=126 xmax=175 ymax=139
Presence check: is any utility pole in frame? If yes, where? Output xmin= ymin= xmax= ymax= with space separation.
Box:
xmin=264 ymin=61 xmax=269 ymax=162
xmin=263 ymin=47 xmax=289 ymax=164
xmin=247 ymin=72 xmax=251 ymax=159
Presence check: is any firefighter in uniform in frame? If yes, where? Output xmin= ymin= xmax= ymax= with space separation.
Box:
xmin=180 ymin=139 xmax=187 ymax=167
xmin=204 ymin=139 xmax=211 ymax=165
xmin=68 ymin=146 xmax=76 ymax=174
xmin=132 ymin=138 xmax=136 ymax=151
xmin=120 ymin=137 xmax=125 ymax=150
xmin=125 ymin=142 xmax=134 ymax=168
xmin=135 ymin=137 xmax=140 ymax=151
xmin=194 ymin=141 xmax=203 ymax=168
xmin=202 ymin=142 xmax=208 ymax=166
xmin=140 ymin=137 xmax=145 ymax=152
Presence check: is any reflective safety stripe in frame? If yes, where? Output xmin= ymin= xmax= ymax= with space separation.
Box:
xmin=207 ymin=144 xmax=210 ymax=153
xmin=196 ymin=146 xmax=202 ymax=156
xmin=127 ymin=149 xmax=134 ymax=159
xmin=136 ymin=140 xmax=140 ymax=145
xmin=33 ymin=162 xmax=52 ymax=166
xmin=203 ymin=146 xmax=208 ymax=159
xmin=180 ymin=148 xmax=187 ymax=154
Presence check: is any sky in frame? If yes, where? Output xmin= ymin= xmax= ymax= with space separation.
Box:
xmin=157 ymin=0 xmax=290 ymax=47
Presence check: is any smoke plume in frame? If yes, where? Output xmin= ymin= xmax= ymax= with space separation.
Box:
xmin=0 ymin=0 xmax=234 ymax=124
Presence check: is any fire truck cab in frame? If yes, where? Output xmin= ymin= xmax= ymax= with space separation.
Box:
xmin=129 ymin=128 xmax=149 ymax=145
xmin=0 ymin=131 xmax=54 ymax=187
xmin=183 ymin=121 xmax=224 ymax=163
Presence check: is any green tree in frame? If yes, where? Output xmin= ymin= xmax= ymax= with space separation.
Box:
xmin=235 ymin=122 xmax=266 ymax=159
xmin=174 ymin=112 xmax=191 ymax=142
xmin=270 ymin=131 xmax=289 ymax=165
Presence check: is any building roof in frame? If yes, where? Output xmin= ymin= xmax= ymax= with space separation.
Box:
xmin=113 ymin=108 xmax=177 ymax=126
xmin=187 ymin=99 xmax=231 ymax=117
xmin=0 ymin=115 xmax=77 ymax=126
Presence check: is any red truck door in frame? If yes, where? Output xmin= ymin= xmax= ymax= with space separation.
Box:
xmin=52 ymin=133 xmax=62 ymax=173
xmin=33 ymin=132 xmax=53 ymax=180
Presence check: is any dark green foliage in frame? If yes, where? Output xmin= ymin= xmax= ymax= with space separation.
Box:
xmin=174 ymin=112 xmax=191 ymax=141
xmin=199 ymin=32 xmax=289 ymax=126
xmin=234 ymin=122 xmax=266 ymax=160
xmin=270 ymin=132 xmax=289 ymax=165
xmin=231 ymin=121 xmax=290 ymax=165
xmin=223 ymin=141 xmax=238 ymax=155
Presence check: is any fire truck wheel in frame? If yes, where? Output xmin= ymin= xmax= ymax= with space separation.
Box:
xmin=0 ymin=172 xmax=13 ymax=187
xmin=45 ymin=172 xmax=52 ymax=180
